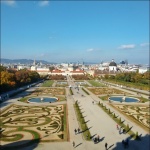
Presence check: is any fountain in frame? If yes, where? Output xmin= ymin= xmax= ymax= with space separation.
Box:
xmin=28 ymin=97 xmax=58 ymax=103
xmin=122 ymin=96 xmax=126 ymax=102
xmin=109 ymin=96 xmax=139 ymax=103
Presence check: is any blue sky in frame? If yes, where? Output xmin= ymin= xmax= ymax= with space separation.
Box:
xmin=1 ymin=0 xmax=149 ymax=64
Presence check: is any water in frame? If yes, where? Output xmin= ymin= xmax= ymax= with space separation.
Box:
xmin=28 ymin=97 xmax=57 ymax=103
xmin=109 ymin=96 xmax=139 ymax=102
xmin=57 ymin=82 xmax=67 ymax=84
xmin=75 ymin=82 xmax=85 ymax=85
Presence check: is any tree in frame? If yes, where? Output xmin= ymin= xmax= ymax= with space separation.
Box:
xmin=0 ymin=66 xmax=6 ymax=72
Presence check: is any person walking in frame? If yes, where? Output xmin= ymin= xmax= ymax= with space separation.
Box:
xmin=116 ymin=124 xmax=119 ymax=130
xmin=73 ymin=141 xmax=75 ymax=147
xmin=74 ymin=128 xmax=77 ymax=135
xmin=105 ymin=143 xmax=108 ymax=150
xmin=78 ymin=128 xmax=80 ymax=133
xmin=97 ymin=135 xmax=100 ymax=142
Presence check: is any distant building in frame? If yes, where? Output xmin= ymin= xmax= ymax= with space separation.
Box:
xmin=49 ymin=69 xmax=65 ymax=76
xmin=109 ymin=59 xmax=117 ymax=71
xmin=139 ymin=67 xmax=149 ymax=74
xmin=70 ymin=69 xmax=84 ymax=75
xmin=31 ymin=66 xmax=37 ymax=71
xmin=17 ymin=65 xmax=30 ymax=70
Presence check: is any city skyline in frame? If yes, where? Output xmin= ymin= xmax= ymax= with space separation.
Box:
xmin=1 ymin=0 xmax=149 ymax=64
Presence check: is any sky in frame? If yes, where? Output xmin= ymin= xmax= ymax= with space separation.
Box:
xmin=1 ymin=0 xmax=149 ymax=64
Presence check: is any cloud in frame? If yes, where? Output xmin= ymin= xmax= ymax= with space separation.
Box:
xmin=140 ymin=43 xmax=149 ymax=47
xmin=2 ymin=0 xmax=16 ymax=6
xmin=118 ymin=44 xmax=135 ymax=49
xmin=38 ymin=0 xmax=49 ymax=7
xmin=87 ymin=48 xmax=94 ymax=52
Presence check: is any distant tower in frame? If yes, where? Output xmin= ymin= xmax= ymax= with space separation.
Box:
xmin=40 ymin=62 xmax=42 ymax=66
xmin=125 ymin=59 xmax=128 ymax=65
xmin=33 ymin=59 xmax=36 ymax=66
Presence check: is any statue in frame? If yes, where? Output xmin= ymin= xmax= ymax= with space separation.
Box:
xmin=122 ymin=96 xmax=125 ymax=102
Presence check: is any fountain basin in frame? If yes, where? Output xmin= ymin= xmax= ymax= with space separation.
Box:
xmin=109 ymin=96 xmax=139 ymax=103
xmin=28 ymin=97 xmax=58 ymax=103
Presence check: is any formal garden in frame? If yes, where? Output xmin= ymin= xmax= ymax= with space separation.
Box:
xmin=111 ymin=104 xmax=150 ymax=131
xmin=31 ymin=88 xmax=65 ymax=96
xmin=87 ymin=87 xmax=131 ymax=95
xmin=18 ymin=87 xmax=66 ymax=103
xmin=0 ymin=104 xmax=68 ymax=148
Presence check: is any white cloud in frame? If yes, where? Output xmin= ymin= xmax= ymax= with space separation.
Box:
xmin=118 ymin=44 xmax=135 ymax=49
xmin=2 ymin=0 xmax=16 ymax=6
xmin=87 ymin=48 xmax=94 ymax=52
xmin=140 ymin=43 xmax=149 ymax=47
xmin=38 ymin=0 xmax=49 ymax=7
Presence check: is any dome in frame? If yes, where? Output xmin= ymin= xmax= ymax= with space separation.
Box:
xmin=109 ymin=61 xmax=117 ymax=66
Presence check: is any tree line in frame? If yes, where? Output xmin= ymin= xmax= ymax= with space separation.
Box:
xmin=0 ymin=66 xmax=40 ymax=94
xmin=103 ymin=71 xmax=150 ymax=85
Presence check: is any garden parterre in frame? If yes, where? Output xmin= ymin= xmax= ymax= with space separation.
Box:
xmin=88 ymin=87 xmax=130 ymax=95
xmin=0 ymin=104 xmax=68 ymax=148
xmin=112 ymin=104 xmax=150 ymax=130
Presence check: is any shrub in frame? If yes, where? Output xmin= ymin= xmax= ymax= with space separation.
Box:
xmin=113 ymin=113 xmax=116 ymax=118
xmin=119 ymin=117 xmax=122 ymax=123
xmin=82 ymin=88 xmax=90 ymax=95
xmin=126 ymin=124 xmax=129 ymax=130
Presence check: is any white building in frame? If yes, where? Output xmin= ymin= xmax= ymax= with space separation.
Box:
xmin=139 ymin=67 xmax=149 ymax=74
xmin=109 ymin=59 xmax=117 ymax=71
xmin=17 ymin=65 xmax=30 ymax=70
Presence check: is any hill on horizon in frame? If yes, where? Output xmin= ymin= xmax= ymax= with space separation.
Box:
xmin=1 ymin=58 xmax=55 ymax=64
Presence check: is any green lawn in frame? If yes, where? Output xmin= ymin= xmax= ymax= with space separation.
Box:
xmin=88 ymin=80 xmax=106 ymax=87
xmin=139 ymin=97 xmax=149 ymax=103
xmin=99 ymin=95 xmax=109 ymax=101
xmin=82 ymin=88 xmax=90 ymax=95
xmin=104 ymin=79 xmax=149 ymax=91
xmin=41 ymin=80 xmax=54 ymax=87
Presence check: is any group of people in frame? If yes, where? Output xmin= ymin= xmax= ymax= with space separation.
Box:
xmin=72 ymin=128 xmax=81 ymax=148
xmin=92 ymin=135 xmax=100 ymax=143
xmin=117 ymin=124 xmax=129 ymax=148
xmin=74 ymin=128 xmax=80 ymax=135
xmin=116 ymin=124 xmax=126 ymax=134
